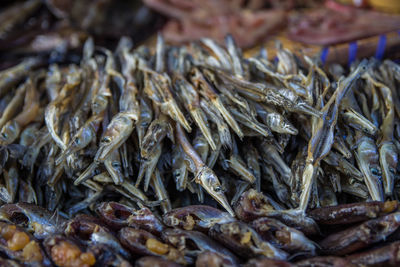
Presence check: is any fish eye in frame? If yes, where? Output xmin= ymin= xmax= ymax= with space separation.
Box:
xmin=112 ymin=162 xmax=120 ymax=168
xmin=75 ymin=138 xmax=81 ymax=145
xmin=370 ymin=167 xmax=381 ymax=176
xmin=390 ymin=168 xmax=396 ymax=174
xmin=213 ymin=186 xmax=222 ymax=193
xmin=1 ymin=133 xmax=7 ymax=139
xmin=102 ymin=137 xmax=111 ymax=143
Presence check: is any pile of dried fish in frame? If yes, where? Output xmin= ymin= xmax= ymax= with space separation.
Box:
xmin=0 ymin=33 xmax=399 ymax=264
xmin=0 ymin=0 xmax=163 ymax=65
xmin=0 ymin=200 xmax=400 ymax=266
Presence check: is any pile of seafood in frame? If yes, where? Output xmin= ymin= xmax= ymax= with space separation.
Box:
xmin=0 ymin=200 xmax=400 ymax=266
xmin=0 ymin=34 xmax=400 ymax=265
xmin=0 ymin=0 xmax=163 ymax=64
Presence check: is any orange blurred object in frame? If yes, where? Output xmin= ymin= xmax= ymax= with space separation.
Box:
xmin=336 ymin=0 xmax=400 ymax=13
xmin=369 ymin=0 xmax=400 ymax=13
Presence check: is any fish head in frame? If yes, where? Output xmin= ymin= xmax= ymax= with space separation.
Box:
xmin=196 ymin=166 xmax=235 ymax=216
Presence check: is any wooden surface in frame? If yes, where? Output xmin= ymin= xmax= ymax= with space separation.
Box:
xmin=244 ymin=30 xmax=400 ymax=65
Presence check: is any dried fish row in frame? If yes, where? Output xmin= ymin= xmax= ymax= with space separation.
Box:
xmin=0 ymin=201 xmax=400 ymax=266
xmin=0 ymin=35 xmax=398 ymax=218
xmin=0 ymin=34 xmax=399 ymax=264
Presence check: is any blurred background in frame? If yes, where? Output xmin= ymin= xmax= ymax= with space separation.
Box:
xmin=0 ymin=0 xmax=400 ymax=68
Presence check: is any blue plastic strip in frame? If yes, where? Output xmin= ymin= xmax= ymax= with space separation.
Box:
xmin=348 ymin=41 xmax=358 ymax=67
xmin=375 ymin=35 xmax=386 ymax=60
xmin=320 ymin=47 xmax=329 ymax=65
xmin=274 ymin=56 xmax=279 ymax=63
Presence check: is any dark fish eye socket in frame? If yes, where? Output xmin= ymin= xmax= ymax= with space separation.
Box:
xmin=370 ymin=167 xmax=381 ymax=176
xmin=112 ymin=162 xmax=120 ymax=168
xmin=102 ymin=137 xmax=111 ymax=143
xmin=213 ymin=186 xmax=222 ymax=193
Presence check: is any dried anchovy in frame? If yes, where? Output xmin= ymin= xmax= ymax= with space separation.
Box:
xmin=0 ymin=34 xmax=396 ymax=216
xmin=0 ymin=33 xmax=399 ymax=265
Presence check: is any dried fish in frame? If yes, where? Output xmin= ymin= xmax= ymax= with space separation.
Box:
xmin=0 ymin=32 xmax=399 ymax=266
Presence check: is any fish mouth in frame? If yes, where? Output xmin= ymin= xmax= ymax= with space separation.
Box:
xmin=95 ymin=145 xmax=112 ymax=162
xmin=364 ymin=170 xmax=384 ymax=202
xmin=380 ymin=142 xmax=398 ymax=196
xmin=283 ymin=124 xmax=298 ymax=135
xmin=210 ymin=192 xmax=235 ymax=217
xmin=358 ymin=159 xmax=384 ymax=201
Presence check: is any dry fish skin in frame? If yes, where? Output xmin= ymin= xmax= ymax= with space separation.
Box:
xmin=379 ymin=141 xmax=398 ymax=196
xmin=174 ymin=75 xmax=216 ymax=150
xmin=118 ymin=227 xmax=187 ymax=264
xmin=234 ymin=189 xmax=319 ymax=236
xmin=366 ymin=73 xmax=399 ymax=197
xmin=0 ymin=58 xmax=40 ymax=98
xmin=191 ymin=67 xmax=243 ymax=139
xmin=295 ymin=256 xmax=356 ymax=267
xmin=245 ymin=258 xmax=293 ymax=267
xmin=0 ymin=257 xmax=24 ymax=267
xmin=355 ymin=134 xmax=384 ymax=202
xmin=95 ymin=112 xmax=138 ymax=163
xmin=135 ymin=256 xmax=183 ymax=267
xmin=307 ymin=200 xmax=398 ymax=225
xmin=319 ymin=211 xmax=400 ymax=256
xmin=345 ymin=240 xmax=400 ymax=267
xmin=0 ymin=203 xmax=66 ymax=240
xmin=55 ymin=111 xmax=104 ymax=165
xmin=162 ymin=228 xmax=239 ymax=265
xmin=87 ymin=243 xmax=133 ymax=267
xmin=299 ymin=60 xmax=369 ymax=212
xmin=3 ymin=32 xmax=400 ymax=266
xmin=196 ymin=250 xmax=239 ymax=267
xmin=15 ymin=36 xmax=381 ymax=214
xmin=63 ymin=214 xmax=132 ymax=260
xmin=209 ymin=221 xmax=288 ymax=260
xmin=163 ymin=205 xmax=235 ymax=232
xmin=250 ymin=217 xmax=316 ymax=255
xmin=96 ymin=201 xmax=165 ymax=236
xmin=75 ymin=111 xmax=137 ymax=185
xmin=233 ymin=189 xmax=275 ymax=221
xmin=151 ymin=169 xmax=172 ymax=214
xmin=176 ymin=122 xmax=234 ymax=216
xmin=0 ymin=78 xmax=40 ymax=145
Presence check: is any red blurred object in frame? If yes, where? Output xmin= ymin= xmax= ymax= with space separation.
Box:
xmin=288 ymin=1 xmax=400 ymax=45
xmin=163 ymin=10 xmax=286 ymax=48
xmin=143 ymin=0 xmax=288 ymax=48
